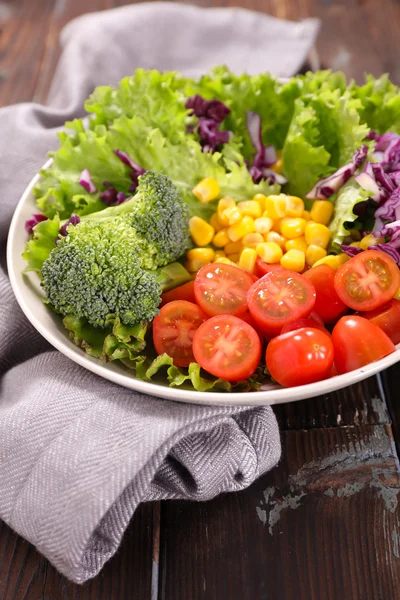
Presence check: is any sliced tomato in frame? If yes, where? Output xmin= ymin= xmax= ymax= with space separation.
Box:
xmin=239 ymin=311 xmax=264 ymax=342
xmin=303 ymin=264 xmax=347 ymax=323
xmin=266 ymin=328 xmax=334 ymax=387
xmin=249 ymin=273 xmax=259 ymax=283
xmin=192 ymin=315 xmax=262 ymax=381
xmin=281 ymin=311 xmax=327 ymax=334
xmin=160 ymin=280 xmax=196 ymax=307
xmin=194 ymin=263 xmax=253 ymax=317
xmin=247 ymin=270 xmax=316 ymax=336
xmin=153 ymin=300 xmax=207 ymax=367
xmin=361 ymin=299 xmax=400 ymax=345
xmin=255 ymin=257 xmax=284 ymax=278
xmin=334 ymin=250 xmax=400 ymax=312
xmin=332 ymin=315 xmax=395 ymax=374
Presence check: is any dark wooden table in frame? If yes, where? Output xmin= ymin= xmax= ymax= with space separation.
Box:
xmin=2 ymin=1 xmax=400 ymax=598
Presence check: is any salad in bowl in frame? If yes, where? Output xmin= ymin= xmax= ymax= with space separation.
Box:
xmin=19 ymin=67 xmax=400 ymax=394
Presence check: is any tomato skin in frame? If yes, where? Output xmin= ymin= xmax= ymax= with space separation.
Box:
xmin=332 ymin=315 xmax=396 ymax=374
xmin=192 ymin=315 xmax=262 ymax=381
xmin=360 ymin=299 xmax=400 ymax=345
xmin=247 ymin=270 xmax=316 ymax=336
xmin=153 ymin=300 xmax=207 ymax=367
xmin=255 ymin=257 xmax=284 ymax=278
xmin=280 ymin=312 xmax=327 ymax=334
xmin=266 ymin=328 xmax=334 ymax=387
xmin=303 ymin=265 xmax=347 ymax=323
xmin=334 ymin=250 xmax=400 ymax=312
xmin=194 ymin=263 xmax=254 ymax=317
xmin=239 ymin=311 xmax=264 ymax=342
xmin=160 ymin=280 xmax=195 ymax=307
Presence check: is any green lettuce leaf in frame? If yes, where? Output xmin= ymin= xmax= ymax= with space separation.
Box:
xmin=350 ymin=74 xmax=400 ymax=134
xmin=329 ymin=180 xmax=371 ymax=249
xmin=22 ymin=215 xmax=60 ymax=272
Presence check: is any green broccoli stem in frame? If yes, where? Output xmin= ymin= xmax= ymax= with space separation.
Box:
xmin=156 ymin=262 xmax=192 ymax=292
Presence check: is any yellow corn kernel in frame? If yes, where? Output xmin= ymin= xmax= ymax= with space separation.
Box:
xmin=280 ymin=218 xmax=307 ymax=240
xmin=186 ymin=247 xmax=215 ymax=262
xmin=217 ymin=197 xmax=235 ymax=226
xmin=239 ymin=248 xmax=257 ymax=273
xmin=222 ymin=205 xmax=243 ymax=225
xmin=189 ymin=216 xmax=215 ymax=247
xmin=242 ymin=233 xmax=264 ymax=248
xmin=337 ymin=253 xmax=351 ymax=266
xmin=360 ymin=233 xmax=385 ymax=250
xmin=305 ymin=222 xmax=331 ymax=249
xmin=237 ymin=200 xmax=262 ymax=219
xmin=265 ymin=231 xmax=286 ymax=249
xmin=228 ymin=253 xmax=241 ymax=263
xmin=214 ymin=257 xmax=236 ymax=266
xmin=256 ymin=242 xmax=283 ymax=263
xmin=228 ymin=216 xmax=255 ymax=242
xmin=253 ymin=193 xmax=267 ymax=212
xmin=286 ymin=196 xmax=305 ymax=218
xmin=280 ymin=249 xmax=305 ymax=272
xmin=312 ymin=255 xmax=341 ymax=270
xmin=271 ymin=158 xmax=284 ymax=175
xmin=310 ymin=200 xmax=334 ymax=225
xmin=271 ymin=218 xmax=283 ymax=233
xmin=192 ymin=177 xmax=220 ymax=203
xmin=214 ymin=250 xmax=226 ymax=260
xmin=285 ymin=236 xmax=308 ymax=253
xmin=209 ymin=212 xmax=222 ymax=232
xmin=185 ymin=259 xmax=208 ymax=273
xmin=254 ymin=217 xmax=274 ymax=234
xmin=303 ymin=210 xmax=311 ymax=220
xmin=213 ymin=229 xmax=230 ymax=248
xmin=395 ymin=288 xmax=400 ymax=302
xmin=305 ymin=245 xmax=327 ymax=267
xmin=264 ymin=195 xmax=287 ymax=219
xmin=224 ymin=241 xmax=243 ymax=255
xmin=350 ymin=242 xmax=361 ymax=248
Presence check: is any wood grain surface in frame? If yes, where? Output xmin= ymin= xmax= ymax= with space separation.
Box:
xmin=2 ymin=0 xmax=400 ymax=599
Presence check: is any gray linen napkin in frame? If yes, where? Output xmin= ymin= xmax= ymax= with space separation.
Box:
xmin=0 ymin=3 xmax=319 ymax=583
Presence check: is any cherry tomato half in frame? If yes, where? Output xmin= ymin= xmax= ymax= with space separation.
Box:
xmin=153 ymin=300 xmax=207 ymax=367
xmin=334 ymin=250 xmax=400 ymax=312
xmin=303 ymin=264 xmax=347 ymax=323
xmin=361 ymin=299 xmax=400 ymax=345
xmin=280 ymin=311 xmax=327 ymax=334
xmin=247 ymin=270 xmax=316 ymax=336
xmin=332 ymin=315 xmax=396 ymax=374
xmin=255 ymin=257 xmax=284 ymax=278
xmin=194 ymin=263 xmax=254 ymax=317
xmin=160 ymin=280 xmax=196 ymax=307
xmin=266 ymin=328 xmax=334 ymax=387
xmin=193 ymin=315 xmax=262 ymax=381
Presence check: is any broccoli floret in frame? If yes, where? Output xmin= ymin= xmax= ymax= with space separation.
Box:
xmin=78 ymin=171 xmax=191 ymax=269
xmin=41 ymin=219 xmax=190 ymax=328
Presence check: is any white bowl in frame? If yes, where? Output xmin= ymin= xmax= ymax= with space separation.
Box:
xmin=7 ymin=162 xmax=400 ymax=406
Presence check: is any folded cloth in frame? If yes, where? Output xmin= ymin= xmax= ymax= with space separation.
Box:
xmin=0 ymin=3 xmax=319 ymax=583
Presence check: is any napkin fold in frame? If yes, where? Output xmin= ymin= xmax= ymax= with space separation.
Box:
xmin=0 ymin=3 xmax=319 ymax=583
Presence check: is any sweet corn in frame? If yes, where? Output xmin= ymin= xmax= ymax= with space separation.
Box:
xmin=264 ymin=195 xmax=287 ymax=219
xmin=225 ymin=241 xmax=243 ymax=255
xmin=360 ymin=234 xmax=385 ymax=250
xmin=305 ymin=222 xmax=331 ymax=249
xmin=253 ymin=193 xmax=267 ymax=212
xmin=229 ymin=253 xmax=241 ymax=263
xmin=228 ymin=216 xmax=255 ymax=242
xmin=209 ymin=212 xmax=222 ymax=232
xmin=312 ymin=255 xmax=341 ymax=270
xmin=310 ymin=200 xmax=334 ymax=225
xmin=242 ymin=233 xmax=264 ymax=248
xmin=237 ymin=200 xmax=262 ymax=218
xmin=189 ymin=216 xmax=215 ymax=246
xmin=271 ymin=158 xmax=284 ymax=175
xmin=280 ymin=218 xmax=307 ymax=239
xmin=256 ymin=242 xmax=283 ymax=263
xmin=305 ymin=244 xmax=327 ymax=267
xmin=286 ymin=196 xmax=305 ymax=218
xmin=213 ymin=229 xmax=230 ymax=248
xmin=186 ymin=247 xmax=215 ymax=262
xmin=280 ymin=249 xmax=305 ymax=272
xmin=285 ymin=236 xmax=307 ymax=253
xmin=214 ymin=257 xmax=236 ymax=266
xmin=271 ymin=218 xmax=283 ymax=233
xmin=337 ymin=253 xmax=351 ymax=266
xmin=222 ymin=205 xmax=243 ymax=225
xmin=350 ymin=242 xmax=361 ymax=248
xmin=192 ymin=177 xmax=220 ymax=203
xmin=185 ymin=259 xmax=208 ymax=273
xmin=303 ymin=210 xmax=311 ymax=220
xmin=254 ymin=217 xmax=273 ymax=234
xmin=217 ymin=197 xmax=235 ymax=226
xmin=265 ymin=231 xmax=286 ymax=248
xmin=214 ymin=250 xmax=226 ymax=260
xmin=239 ymin=248 xmax=257 ymax=273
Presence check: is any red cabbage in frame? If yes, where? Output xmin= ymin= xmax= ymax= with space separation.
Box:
xmin=245 ymin=111 xmax=281 ymax=185
xmin=79 ymin=169 xmax=97 ymax=194
xmin=113 ymin=150 xmax=146 ymax=174
xmin=59 ymin=214 xmax=80 ymax=237
xmin=198 ymin=118 xmax=231 ymax=152
xmin=25 ymin=213 xmax=48 ymax=234
xmin=340 ymin=244 xmax=363 ymax=257
xmin=100 ymin=188 xmax=118 ymax=205
xmin=371 ymin=163 xmax=395 ymax=193
xmin=185 ymin=95 xmax=230 ymax=123
xmin=375 ymin=187 xmax=400 ymax=221
xmin=306 ymin=145 xmax=368 ymax=200
xmin=376 ymin=220 xmax=400 ymax=248
xmin=372 ymin=243 xmax=400 ymax=264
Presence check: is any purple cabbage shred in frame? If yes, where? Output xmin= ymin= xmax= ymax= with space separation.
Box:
xmin=25 ymin=213 xmax=48 ymax=234
xmin=79 ymin=169 xmax=97 ymax=194
xmin=185 ymin=95 xmax=231 ymax=153
xmin=245 ymin=111 xmax=284 ymax=185
xmin=340 ymin=244 xmax=363 ymax=257
xmin=59 ymin=214 xmax=80 ymax=237
xmin=185 ymin=95 xmax=230 ymax=123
